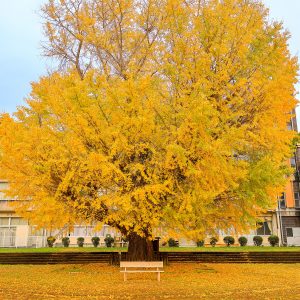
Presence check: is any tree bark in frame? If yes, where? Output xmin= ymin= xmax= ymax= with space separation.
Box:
xmin=127 ymin=232 xmax=154 ymax=261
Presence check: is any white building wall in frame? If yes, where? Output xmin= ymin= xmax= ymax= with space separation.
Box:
xmin=15 ymin=225 xmax=29 ymax=247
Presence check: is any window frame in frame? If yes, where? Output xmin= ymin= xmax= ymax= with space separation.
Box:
xmin=286 ymin=227 xmax=293 ymax=238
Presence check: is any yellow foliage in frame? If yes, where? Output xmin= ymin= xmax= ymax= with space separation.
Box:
xmin=0 ymin=0 xmax=298 ymax=241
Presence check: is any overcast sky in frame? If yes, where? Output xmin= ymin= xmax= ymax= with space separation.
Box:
xmin=0 ymin=0 xmax=299 ymax=121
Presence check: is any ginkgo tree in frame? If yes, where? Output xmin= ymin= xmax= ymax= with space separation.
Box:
xmin=0 ymin=0 xmax=298 ymax=260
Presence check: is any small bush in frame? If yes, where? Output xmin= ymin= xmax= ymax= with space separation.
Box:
xmin=253 ymin=235 xmax=263 ymax=246
xmin=268 ymin=235 xmax=279 ymax=247
xmin=91 ymin=236 xmax=100 ymax=247
xmin=62 ymin=237 xmax=70 ymax=247
xmin=210 ymin=237 xmax=218 ymax=247
xmin=47 ymin=236 xmax=56 ymax=248
xmin=196 ymin=240 xmax=205 ymax=247
xmin=104 ymin=234 xmax=114 ymax=247
xmin=77 ymin=237 xmax=84 ymax=247
xmin=223 ymin=236 xmax=235 ymax=247
xmin=168 ymin=238 xmax=179 ymax=247
xmin=238 ymin=236 xmax=248 ymax=247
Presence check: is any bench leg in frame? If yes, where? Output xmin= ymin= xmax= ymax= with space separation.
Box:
xmin=124 ymin=272 xmax=127 ymax=281
xmin=157 ymin=272 xmax=160 ymax=282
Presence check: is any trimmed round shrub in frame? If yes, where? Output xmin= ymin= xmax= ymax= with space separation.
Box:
xmin=210 ymin=237 xmax=218 ymax=247
xmin=47 ymin=236 xmax=56 ymax=247
xmin=196 ymin=240 xmax=205 ymax=247
xmin=91 ymin=236 xmax=100 ymax=247
xmin=168 ymin=238 xmax=179 ymax=247
xmin=223 ymin=236 xmax=235 ymax=247
xmin=62 ymin=237 xmax=70 ymax=247
xmin=77 ymin=237 xmax=84 ymax=247
xmin=268 ymin=235 xmax=279 ymax=247
xmin=253 ymin=235 xmax=263 ymax=246
xmin=104 ymin=234 xmax=114 ymax=247
xmin=238 ymin=236 xmax=248 ymax=247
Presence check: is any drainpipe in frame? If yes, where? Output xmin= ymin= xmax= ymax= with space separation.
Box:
xmin=276 ymin=200 xmax=284 ymax=246
xmin=294 ymin=144 xmax=300 ymax=206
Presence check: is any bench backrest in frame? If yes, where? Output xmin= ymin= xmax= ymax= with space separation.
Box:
xmin=120 ymin=261 xmax=163 ymax=268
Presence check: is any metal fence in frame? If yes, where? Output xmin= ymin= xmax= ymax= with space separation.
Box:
xmin=27 ymin=236 xmax=47 ymax=248
xmin=0 ymin=232 xmax=15 ymax=247
xmin=0 ymin=233 xmax=47 ymax=248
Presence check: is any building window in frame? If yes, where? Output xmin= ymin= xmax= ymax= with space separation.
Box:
xmin=279 ymin=193 xmax=286 ymax=209
xmin=10 ymin=218 xmax=28 ymax=226
xmin=0 ymin=217 xmax=9 ymax=226
xmin=29 ymin=226 xmax=44 ymax=236
xmin=256 ymin=222 xmax=271 ymax=236
xmin=294 ymin=192 xmax=300 ymax=208
xmin=0 ymin=181 xmax=8 ymax=190
xmin=287 ymin=121 xmax=293 ymax=131
xmin=290 ymin=157 xmax=296 ymax=168
xmin=70 ymin=226 xmax=89 ymax=237
xmin=293 ymin=180 xmax=300 ymax=191
xmin=0 ymin=182 xmax=8 ymax=200
xmin=85 ymin=226 xmax=95 ymax=236
xmin=286 ymin=228 xmax=293 ymax=237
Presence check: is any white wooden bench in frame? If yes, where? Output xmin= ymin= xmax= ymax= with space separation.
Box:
xmin=120 ymin=261 xmax=164 ymax=281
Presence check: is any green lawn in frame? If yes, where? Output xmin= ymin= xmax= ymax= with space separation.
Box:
xmin=160 ymin=246 xmax=300 ymax=252
xmin=0 ymin=246 xmax=299 ymax=253
xmin=0 ymin=247 xmax=126 ymax=253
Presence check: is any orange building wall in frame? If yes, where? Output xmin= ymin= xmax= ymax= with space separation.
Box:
xmin=285 ymin=180 xmax=295 ymax=208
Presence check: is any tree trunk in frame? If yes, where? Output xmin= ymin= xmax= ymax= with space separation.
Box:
xmin=127 ymin=232 xmax=154 ymax=261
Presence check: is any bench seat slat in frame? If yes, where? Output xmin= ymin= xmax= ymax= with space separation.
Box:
xmin=120 ymin=261 xmax=163 ymax=268
xmin=120 ymin=270 xmax=164 ymax=273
